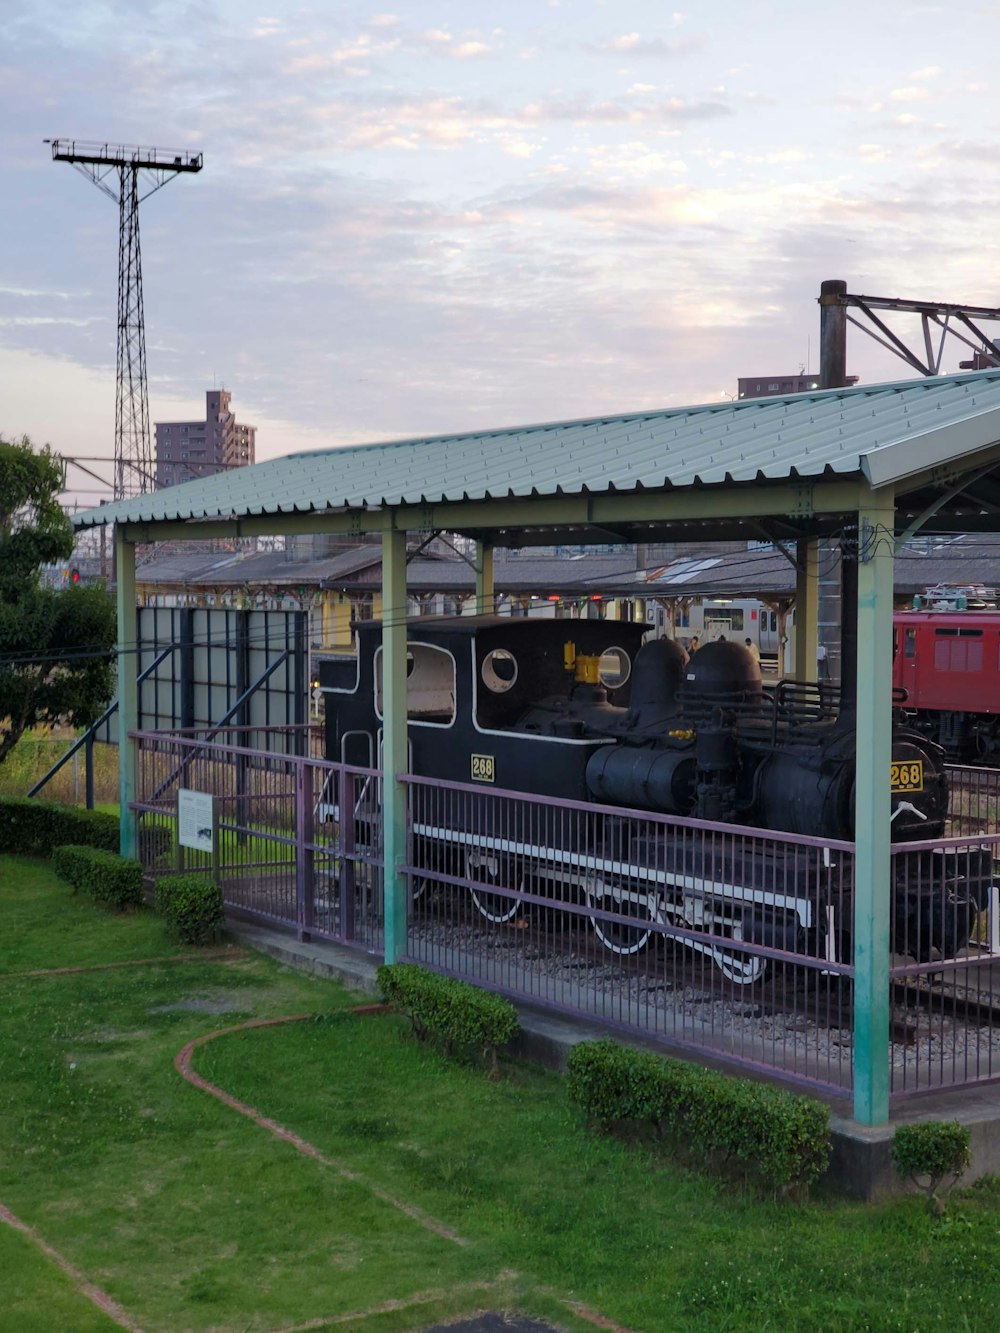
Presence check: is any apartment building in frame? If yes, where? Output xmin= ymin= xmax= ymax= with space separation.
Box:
xmin=155 ymin=389 xmax=255 ymax=488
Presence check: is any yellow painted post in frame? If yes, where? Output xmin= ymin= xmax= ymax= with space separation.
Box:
xmin=852 ymin=492 xmax=895 ymax=1126
xmin=115 ymin=527 xmax=138 ymax=859
xmin=476 ymin=541 xmax=494 ymax=615
xmin=795 ymin=539 xmax=820 ymax=682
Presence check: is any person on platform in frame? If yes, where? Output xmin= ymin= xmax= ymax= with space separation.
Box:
xmin=744 ymin=636 xmax=761 ymax=664
xmin=688 ymin=635 xmax=700 ymax=653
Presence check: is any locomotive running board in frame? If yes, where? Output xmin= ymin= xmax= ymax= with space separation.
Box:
xmin=411 ymin=822 xmax=816 ymax=929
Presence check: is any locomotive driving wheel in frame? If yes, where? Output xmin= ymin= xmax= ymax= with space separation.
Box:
xmin=711 ymin=939 xmax=767 ymax=987
xmin=466 ymin=848 xmax=524 ymax=924
xmin=585 ymin=875 xmax=654 ymax=955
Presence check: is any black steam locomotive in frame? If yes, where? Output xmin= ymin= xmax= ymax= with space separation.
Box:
xmin=320 ymin=616 xmax=991 ymax=983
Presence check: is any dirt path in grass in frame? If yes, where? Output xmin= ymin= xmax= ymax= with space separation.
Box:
xmin=174 ymin=1007 xmax=471 ymax=1246
xmin=0 ymin=1200 xmax=145 ymax=1331
xmin=0 ymin=946 xmax=245 ymax=982
xmin=175 ymin=1009 xmax=636 ymax=1333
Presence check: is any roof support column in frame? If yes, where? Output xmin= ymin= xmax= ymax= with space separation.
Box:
xmin=852 ymin=490 xmax=895 ymax=1127
xmin=475 ymin=541 xmax=494 ymax=615
xmin=794 ymin=539 xmax=820 ymax=682
xmin=115 ymin=526 xmax=138 ymax=859
xmin=381 ymin=527 xmax=409 ymax=963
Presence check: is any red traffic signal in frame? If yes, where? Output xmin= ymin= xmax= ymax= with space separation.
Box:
xmin=70 ymin=568 xmax=80 ymax=583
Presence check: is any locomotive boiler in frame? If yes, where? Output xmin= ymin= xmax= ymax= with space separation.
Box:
xmin=320 ymin=616 xmax=991 ymax=983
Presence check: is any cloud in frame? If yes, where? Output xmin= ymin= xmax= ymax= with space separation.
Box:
xmin=416 ymin=28 xmax=491 ymax=57
xmin=591 ymin=31 xmax=701 ymax=57
xmin=251 ymin=17 xmax=284 ymax=38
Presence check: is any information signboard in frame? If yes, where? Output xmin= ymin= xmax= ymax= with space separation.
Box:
xmin=178 ymin=788 xmax=215 ymax=852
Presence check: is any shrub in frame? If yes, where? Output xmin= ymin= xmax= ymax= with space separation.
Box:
xmin=156 ymin=873 xmax=224 ymax=945
xmin=891 ymin=1121 xmax=971 ymax=1213
xmin=377 ymin=962 xmax=519 ymax=1075
xmin=0 ymin=796 xmax=118 ymax=856
xmin=51 ymin=844 xmax=144 ymax=911
xmin=566 ymin=1037 xmax=830 ymax=1194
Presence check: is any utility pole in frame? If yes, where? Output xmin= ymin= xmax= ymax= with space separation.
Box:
xmin=48 ymin=140 xmax=203 ymax=501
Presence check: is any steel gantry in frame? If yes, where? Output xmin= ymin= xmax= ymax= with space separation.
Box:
xmin=48 ymin=140 xmax=203 ymax=501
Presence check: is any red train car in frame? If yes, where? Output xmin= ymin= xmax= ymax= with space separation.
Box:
xmin=893 ymin=610 xmax=1000 ymax=760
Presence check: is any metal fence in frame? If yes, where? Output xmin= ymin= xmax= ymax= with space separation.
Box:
xmin=879 ymin=764 xmax=1000 ymax=1098
xmin=132 ymin=729 xmax=383 ymax=951
xmin=401 ymin=773 xmax=857 ymax=1097
xmin=127 ymin=734 xmax=1000 ymax=1103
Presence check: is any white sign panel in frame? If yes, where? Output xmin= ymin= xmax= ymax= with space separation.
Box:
xmin=178 ymin=788 xmax=215 ymax=853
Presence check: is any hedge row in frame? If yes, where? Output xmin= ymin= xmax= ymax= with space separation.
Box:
xmin=566 ymin=1037 xmax=831 ymax=1192
xmin=155 ymin=873 xmax=224 ymax=945
xmin=0 ymin=796 xmax=119 ymax=856
xmin=377 ymin=962 xmax=519 ymax=1072
xmin=51 ymin=844 xmax=144 ymax=911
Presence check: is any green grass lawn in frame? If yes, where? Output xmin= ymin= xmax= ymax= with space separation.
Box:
xmin=3 ymin=853 xmax=1000 ymax=1332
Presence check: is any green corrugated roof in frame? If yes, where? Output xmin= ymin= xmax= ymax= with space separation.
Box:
xmin=72 ymin=371 xmax=1000 ymax=530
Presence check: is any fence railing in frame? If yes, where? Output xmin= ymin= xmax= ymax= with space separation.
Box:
xmin=401 ymin=773 xmax=857 ymax=1097
xmin=126 ymin=733 xmax=1000 ymax=1102
xmin=889 ymin=829 xmax=1000 ymax=1099
xmin=131 ymin=730 xmax=383 ymax=951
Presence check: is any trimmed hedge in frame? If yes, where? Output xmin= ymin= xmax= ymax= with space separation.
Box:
xmin=377 ymin=963 xmax=519 ymax=1073
xmin=155 ymin=873 xmax=224 ymax=945
xmin=566 ymin=1037 xmax=831 ymax=1193
xmin=51 ymin=844 xmax=144 ymax=911
xmin=891 ymin=1121 xmax=971 ymax=1211
xmin=0 ymin=796 xmax=118 ymax=857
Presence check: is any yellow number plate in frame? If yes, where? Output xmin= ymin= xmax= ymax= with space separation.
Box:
xmin=471 ymin=754 xmax=495 ymax=783
xmin=891 ymin=760 xmax=924 ymax=793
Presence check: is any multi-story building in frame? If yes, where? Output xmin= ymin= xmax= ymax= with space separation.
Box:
xmin=737 ymin=372 xmax=858 ymax=399
xmin=155 ymin=389 xmax=255 ymax=488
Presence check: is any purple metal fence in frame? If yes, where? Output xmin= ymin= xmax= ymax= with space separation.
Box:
xmin=131 ymin=729 xmax=383 ymax=951
xmin=876 ymin=763 xmax=1000 ymax=1099
xmin=128 ymin=733 xmax=1000 ymax=1102
xmin=401 ymin=774 xmax=856 ymax=1097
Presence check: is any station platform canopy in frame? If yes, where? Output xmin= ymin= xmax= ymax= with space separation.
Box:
xmin=73 ymin=371 xmax=1000 ymax=547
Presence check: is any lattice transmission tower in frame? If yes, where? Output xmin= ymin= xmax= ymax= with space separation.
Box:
xmin=48 ymin=140 xmax=203 ymax=501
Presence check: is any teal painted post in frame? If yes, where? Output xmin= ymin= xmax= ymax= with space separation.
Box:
xmin=475 ymin=541 xmax=494 ymax=615
xmin=381 ymin=527 xmax=408 ymax=963
xmin=852 ymin=493 xmax=895 ymax=1126
xmin=794 ymin=539 xmax=819 ymax=682
xmin=115 ymin=527 xmax=138 ymax=860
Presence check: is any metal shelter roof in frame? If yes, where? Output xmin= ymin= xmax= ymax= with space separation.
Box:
xmin=73 ymin=371 xmax=1000 ymax=544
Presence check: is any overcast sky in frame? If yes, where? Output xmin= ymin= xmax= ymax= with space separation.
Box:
xmin=3 ymin=0 xmax=1000 ymax=501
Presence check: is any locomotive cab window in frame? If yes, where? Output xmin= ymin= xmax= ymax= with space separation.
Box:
xmin=374 ymin=643 xmax=455 ymax=725
xmin=904 ymin=628 xmax=916 ymax=658
xmin=482 ymin=648 xmax=518 ymax=693
xmin=598 ymin=646 xmax=631 ymax=690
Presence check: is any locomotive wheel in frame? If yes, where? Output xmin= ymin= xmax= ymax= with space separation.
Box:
xmin=712 ymin=944 xmax=767 ymax=987
xmin=466 ymin=849 xmax=523 ymax=924
xmin=586 ymin=876 xmax=653 ymax=955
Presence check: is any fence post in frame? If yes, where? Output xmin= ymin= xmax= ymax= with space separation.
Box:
xmin=84 ymin=734 xmax=95 ymax=809
xmin=340 ymin=769 xmax=357 ymax=942
xmin=115 ymin=529 xmax=139 ymax=859
xmin=296 ymin=758 xmax=314 ymax=942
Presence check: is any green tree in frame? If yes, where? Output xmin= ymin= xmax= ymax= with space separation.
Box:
xmin=0 ymin=434 xmax=116 ymax=764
